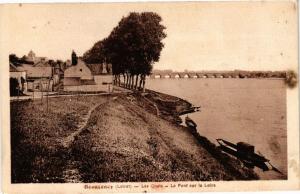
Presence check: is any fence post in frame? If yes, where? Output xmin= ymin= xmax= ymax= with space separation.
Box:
xmin=33 ymin=83 xmax=35 ymax=101
xmin=40 ymin=80 xmax=43 ymax=104
xmin=46 ymin=77 xmax=50 ymax=112
xmin=17 ymin=85 xmax=20 ymax=101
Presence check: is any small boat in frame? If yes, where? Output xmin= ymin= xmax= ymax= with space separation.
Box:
xmin=216 ymin=139 xmax=281 ymax=173
xmin=185 ymin=116 xmax=197 ymax=129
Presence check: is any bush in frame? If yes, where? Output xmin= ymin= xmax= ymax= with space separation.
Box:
xmin=285 ymin=70 xmax=298 ymax=88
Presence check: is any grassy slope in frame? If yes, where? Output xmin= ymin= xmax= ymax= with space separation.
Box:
xmin=10 ymin=96 xmax=106 ymax=183
xmin=72 ymin=94 xmax=258 ymax=182
xmin=11 ymin=92 xmax=257 ymax=183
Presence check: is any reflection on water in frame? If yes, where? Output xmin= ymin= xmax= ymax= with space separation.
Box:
xmin=146 ymin=78 xmax=287 ymax=180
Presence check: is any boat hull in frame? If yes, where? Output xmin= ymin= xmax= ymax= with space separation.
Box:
xmin=216 ymin=139 xmax=270 ymax=171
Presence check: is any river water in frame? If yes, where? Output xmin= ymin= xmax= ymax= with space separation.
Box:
xmin=146 ymin=78 xmax=287 ymax=180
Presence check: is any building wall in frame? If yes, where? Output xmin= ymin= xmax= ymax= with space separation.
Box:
xmin=94 ymin=75 xmax=113 ymax=85
xmin=27 ymin=79 xmax=53 ymax=92
xmin=53 ymin=74 xmax=60 ymax=85
xmin=63 ymin=77 xmax=81 ymax=86
xmin=64 ymin=75 xmax=112 ymax=92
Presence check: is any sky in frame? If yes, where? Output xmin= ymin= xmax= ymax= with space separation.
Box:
xmin=2 ymin=1 xmax=298 ymax=71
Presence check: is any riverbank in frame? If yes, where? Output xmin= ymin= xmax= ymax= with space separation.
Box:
xmin=10 ymin=90 xmax=258 ymax=183
xmin=146 ymin=78 xmax=287 ymax=180
xmin=71 ymin=90 xmax=258 ymax=181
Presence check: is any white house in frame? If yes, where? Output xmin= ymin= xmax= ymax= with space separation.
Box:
xmin=64 ymin=58 xmax=95 ymax=86
xmin=63 ymin=57 xmax=116 ymax=92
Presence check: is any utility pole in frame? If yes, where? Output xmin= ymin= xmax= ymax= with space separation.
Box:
xmin=33 ymin=83 xmax=35 ymax=101
xmin=17 ymin=84 xmax=20 ymax=101
xmin=40 ymin=80 xmax=43 ymax=104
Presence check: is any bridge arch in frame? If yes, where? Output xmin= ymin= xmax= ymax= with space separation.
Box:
xmin=216 ymin=74 xmax=224 ymax=78
xmin=192 ymin=74 xmax=198 ymax=78
xmin=196 ymin=74 xmax=204 ymax=78
xmin=154 ymin=74 xmax=161 ymax=79
xmin=183 ymin=74 xmax=190 ymax=78
xmin=171 ymin=73 xmax=182 ymax=79
xmin=164 ymin=74 xmax=171 ymax=78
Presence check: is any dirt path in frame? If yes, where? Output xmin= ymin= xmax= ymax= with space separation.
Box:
xmin=60 ymin=101 xmax=107 ymax=183
xmin=61 ymin=102 xmax=105 ymax=148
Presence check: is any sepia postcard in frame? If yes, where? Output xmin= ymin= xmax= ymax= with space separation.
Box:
xmin=0 ymin=1 xmax=299 ymax=193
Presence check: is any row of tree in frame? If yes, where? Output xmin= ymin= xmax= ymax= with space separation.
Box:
xmin=83 ymin=12 xmax=166 ymax=91
xmin=9 ymin=54 xmax=34 ymax=66
xmin=9 ymin=53 xmax=72 ymax=72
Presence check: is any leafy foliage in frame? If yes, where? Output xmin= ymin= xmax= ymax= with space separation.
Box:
xmin=83 ymin=40 xmax=106 ymax=64
xmin=9 ymin=54 xmax=34 ymax=65
xmin=105 ymin=12 xmax=166 ymax=75
xmin=83 ymin=12 xmax=166 ymax=90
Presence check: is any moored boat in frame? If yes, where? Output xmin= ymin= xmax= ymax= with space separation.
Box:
xmin=216 ymin=138 xmax=281 ymax=173
xmin=185 ymin=116 xmax=197 ymax=129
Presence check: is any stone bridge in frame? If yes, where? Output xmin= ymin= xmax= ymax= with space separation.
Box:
xmin=149 ymin=71 xmax=286 ymax=79
xmin=149 ymin=72 xmax=241 ymax=79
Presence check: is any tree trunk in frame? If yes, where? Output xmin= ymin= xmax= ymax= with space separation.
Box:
xmin=142 ymin=74 xmax=146 ymax=92
xmin=126 ymin=73 xmax=130 ymax=88
xmin=128 ymin=74 xmax=131 ymax=89
xmin=129 ymin=74 xmax=132 ymax=89
xmin=131 ymin=75 xmax=134 ymax=89
xmin=139 ymin=74 xmax=143 ymax=90
xmin=127 ymin=74 xmax=130 ymax=89
xmin=123 ymin=74 xmax=126 ymax=87
xmin=123 ymin=74 xmax=125 ymax=88
xmin=135 ymin=75 xmax=139 ymax=90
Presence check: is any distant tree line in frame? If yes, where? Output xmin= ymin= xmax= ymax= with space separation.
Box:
xmin=9 ymin=53 xmax=68 ymax=71
xmin=83 ymin=12 xmax=166 ymax=91
xmin=9 ymin=54 xmax=34 ymax=66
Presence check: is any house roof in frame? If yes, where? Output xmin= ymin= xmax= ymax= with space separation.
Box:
xmin=64 ymin=59 xmax=93 ymax=79
xmin=17 ymin=64 xmax=52 ymax=78
xmin=33 ymin=59 xmax=51 ymax=67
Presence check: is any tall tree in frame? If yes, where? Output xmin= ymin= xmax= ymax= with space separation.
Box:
xmin=102 ymin=12 xmax=166 ymax=91
xmin=9 ymin=54 xmax=19 ymax=64
xmin=83 ymin=40 xmax=106 ymax=64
